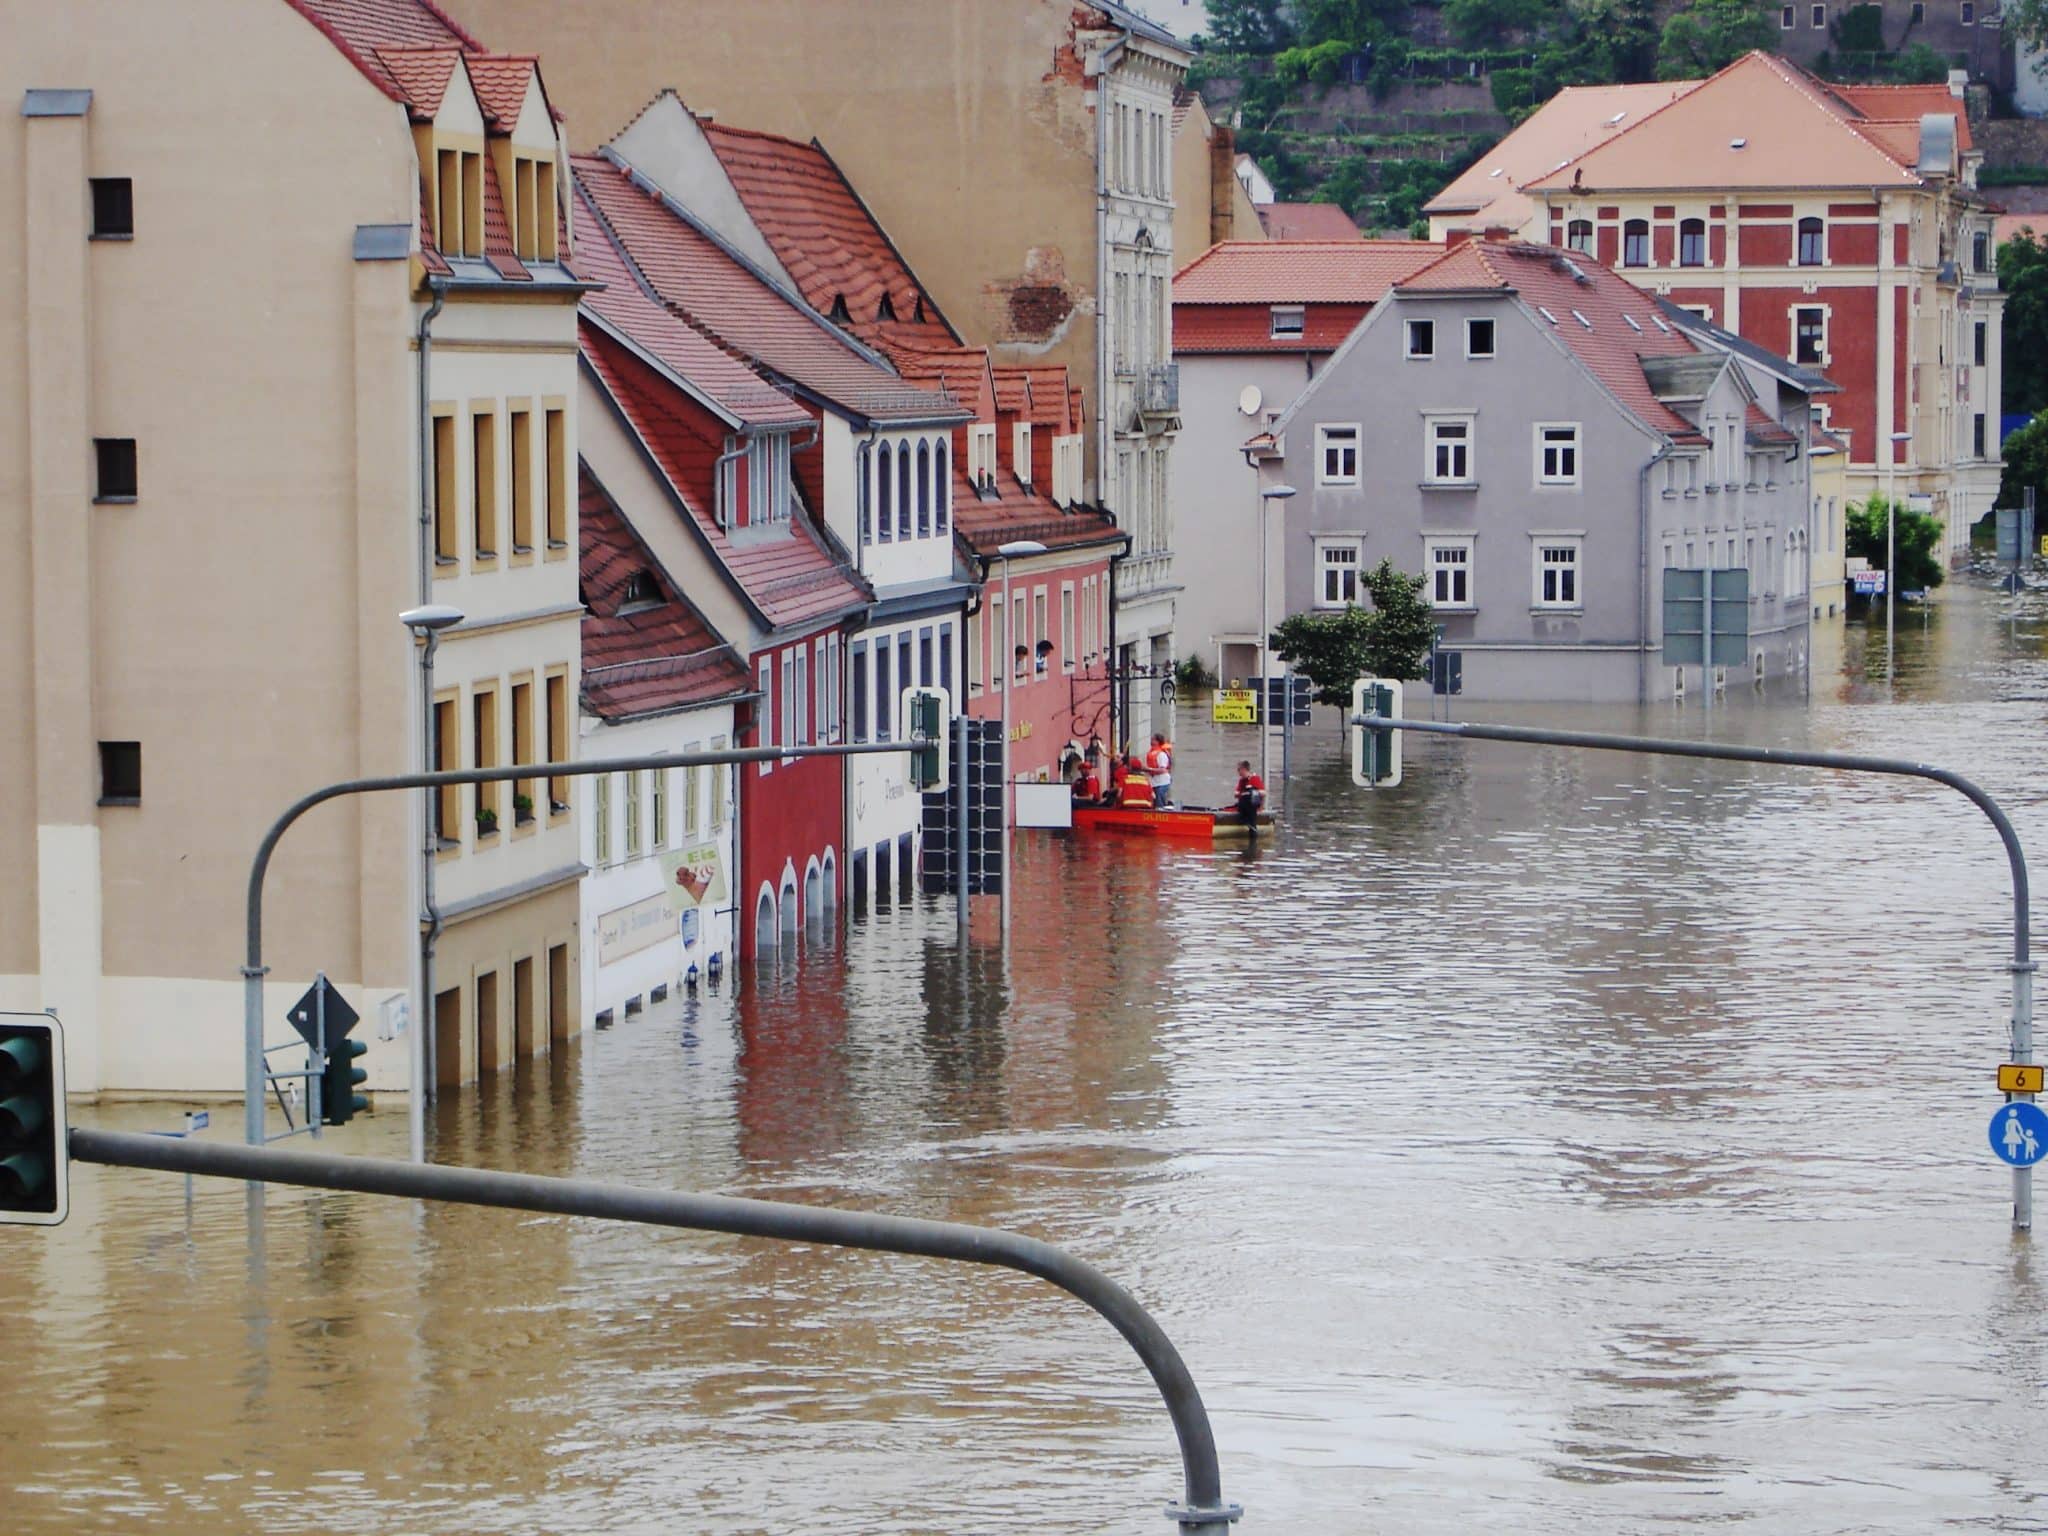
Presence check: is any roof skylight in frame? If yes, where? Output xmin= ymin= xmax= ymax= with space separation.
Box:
xmin=1606 ymin=111 xmax=1627 ymax=126
xmin=1537 ymin=306 xmax=1560 ymax=325
xmin=1571 ymin=309 xmax=1592 ymax=329
xmin=1729 ymin=137 xmax=1748 ymax=149
xmin=1651 ymin=315 xmax=1672 ymax=333
xmin=1623 ymin=314 xmax=1643 ymax=332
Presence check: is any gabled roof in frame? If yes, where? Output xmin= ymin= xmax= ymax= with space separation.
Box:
xmin=464 ymin=54 xmax=540 ymax=129
xmin=1832 ymin=83 xmax=1974 ymax=151
xmin=891 ymin=341 xmax=998 ymax=423
xmin=1257 ymin=202 xmax=1364 ymax=241
xmin=1174 ymin=239 xmax=1441 ymax=304
xmin=573 ymin=153 xmax=963 ymax=428
xmin=575 ymin=182 xmax=815 ymax=430
xmin=1524 ymin=52 xmax=1932 ymax=194
xmin=1392 ymin=240 xmax=1707 ymax=443
xmin=694 ymin=118 xmax=959 ymax=347
xmin=1015 ymin=366 xmax=1081 ymax=435
xmin=284 ymin=0 xmax=481 ymax=106
xmin=580 ymin=467 xmax=751 ymax=721
xmin=953 ymin=477 xmax=1124 ymax=559
xmin=1426 ymin=80 xmax=1701 ymax=225
xmin=372 ymin=47 xmax=461 ymax=116
xmin=581 ymin=325 xmax=871 ymax=634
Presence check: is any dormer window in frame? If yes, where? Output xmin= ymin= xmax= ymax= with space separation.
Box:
xmin=969 ymin=424 xmax=998 ymax=488
xmin=435 ymin=145 xmax=483 ymax=258
xmin=1013 ymin=422 xmax=1033 ymax=484
xmin=878 ymin=292 xmax=898 ymax=323
xmin=619 ymin=569 xmax=663 ymax=612
xmin=719 ymin=433 xmax=794 ymax=529
xmin=828 ymin=294 xmax=851 ymax=323
xmin=1270 ymin=305 xmax=1305 ymax=340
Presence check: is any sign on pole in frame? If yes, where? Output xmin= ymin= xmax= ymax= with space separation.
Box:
xmin=1990 ymin=1101 xmax=2048 ymax=1167
xmin=1211 ymin=688 xmax=1258 ymax=724
xmin=1661 ymin=568 xmax=1749 ymax=670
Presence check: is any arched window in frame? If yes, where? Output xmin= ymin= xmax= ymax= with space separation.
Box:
xmin=916 ymin=441 xmax=931 ymax=537
xmin=877 ymin=444 xmax=893 ymax=542
xmin=1678 ymin=217 xmax=1706 ymax=267
xmin=754 ymin=889 xmax=776 ymax=959
xmin=1797 ymin=216 xmax=1824 ymax=266
xmin=1623 ymin=219 xmax=1649 ymax=268
xmin=857 ymin=445 xmax=872 ymax=545
xmin=1567 ymin=219 xmax=1593 ymax=255
xmin=935 ymin=439 xmax=950 ymax=533
xmin=896 ymin=442 xmax=913 ymax=538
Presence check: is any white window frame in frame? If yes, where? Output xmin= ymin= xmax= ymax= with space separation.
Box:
xmin=1465 ymin=317 xmax=1496 ymax=359
xmin=757 ymin=656 xmax=774 ymax=775
xmin=1405 ymin=318 xmax=1436 ymax=360
xmin=1423 ymin=414 xmax=1475 ymax=486
xmin=1791 ymin=303 xmax=1829 ymax=368
xmin=1013 ymin=422 xmax=1033 ymax=485
xmin=1531 ymin=535 xmax=1583 ymax=610
xmin=970 ymin=424 xmax=998 ymax=487
xmin=1316 ymin=424 xmax=1361 ymax=487
xmin=1535 ymin=423 xmax=1581 ymax=487
xmin=1060 ymin=582 xmax=1076 ymax=672
xmin=1425 ymin=536 xmax=1475 ymax=610
xmin=1314 ymin=536 xmax=1364 ymax=608
xmin=1270 ymin=305 xmax=1305 ymax=340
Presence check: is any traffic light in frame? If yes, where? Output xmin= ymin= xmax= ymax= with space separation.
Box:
xmin=0 ymin=1015 xmax=68 ymax=1226
xmin=321 ymin=1029 xmax=369 ymax=1127
xmin=902 ymin=685 xmax=951 ymax=793
xmin=1351 ymin=677 xmax=1403 ymax=788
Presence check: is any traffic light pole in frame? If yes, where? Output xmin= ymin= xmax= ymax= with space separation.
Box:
xmin=244 ymin=740 xmax=925 ymax=1156
xmin=66 ymin=1125 xmax=1242 ymax=1535
xmin=1354 ymin=711 xmax=2036 ymax=1231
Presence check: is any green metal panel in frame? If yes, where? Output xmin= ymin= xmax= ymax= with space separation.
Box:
xmin=1661 ymin=567 xmax=1704 ymax=666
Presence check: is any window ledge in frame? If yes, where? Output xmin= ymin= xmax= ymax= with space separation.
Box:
xmin=435 ymin=554 xmax=459 ymax=567
xmin=93 ymin=494 xmax=137 ymax=506
xmin=474 ymin=550 xmax=499 ymax=562
xmin=1420 ymin=481 xmax=1479 ymax=491
xmin=1536 ymin=481 xmax=1580 ymax=491
xmin=512 ymin=543 xmax=534 ymax=556
xmin=546 ymin=539 xmax=568 ymax=551
xmin=435 ymin=836 xmax=460 ymax=852
xmin=1531 ymin=606 xmax=1585 ymax=616
xmin=89 ymin=232 xmax=134 ymax=243
xmin=97 ymin=795 xmax=140 ymax=808
xmin=1433 ymin=604 xmax=1478 ymax=614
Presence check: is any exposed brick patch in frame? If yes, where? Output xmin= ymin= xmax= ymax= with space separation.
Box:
xmin=986 ymin=246 xmax=1080 ymax=343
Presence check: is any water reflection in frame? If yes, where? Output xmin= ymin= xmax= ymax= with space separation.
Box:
xmin=6 ymin=582 xmax=2048 ymax=1533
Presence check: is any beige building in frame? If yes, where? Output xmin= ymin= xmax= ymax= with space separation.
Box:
xmin=440 ymin=0 xmax=1196 ymax=740
xmin=2 ymin=0 xmax=586 ymax=1099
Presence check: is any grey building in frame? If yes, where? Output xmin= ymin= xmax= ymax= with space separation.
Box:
xmin=1254 ymin=239 xmax=1829 ymax=703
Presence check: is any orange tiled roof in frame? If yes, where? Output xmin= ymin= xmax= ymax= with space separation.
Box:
xmin=1257 ymin=202 xmax=1363 ymax=241
xmin=372 ymin=47 xmax=460 ymax=116
xmin=465 ymin=54 xmax=539 ymax=129
xmin=1524 ymin=52 xmax=1932 ymax=193
xmin=284 ymin=0 xmax=481 ymax=107
xmin=1426 ymin=80 xmax=1700 ymax=226
xmin=892 ymin=341 xmax=997 ymax=424
xmin=1832 ymin=83 xmax=1974 ymax=151
xmin=1014 ymin=366 xmax=1080 ymax=435
xmin=580 ymin=467 xmax=751 ymax=721
xmin=1174 ymin=239 xmax=1441 ymax=304
xmin=1395 ymin=240 xmax=1706 ymax=443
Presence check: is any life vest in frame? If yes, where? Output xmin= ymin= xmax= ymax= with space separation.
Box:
xmin=1120 ymin=770 xmax=1154 ymax=808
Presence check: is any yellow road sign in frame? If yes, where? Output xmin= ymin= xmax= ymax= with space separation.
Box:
xmin=1212 ymin=688 xmax=1258 ymax=725
xmin=1998 ymin=1064 xmax=2045 ymax=1094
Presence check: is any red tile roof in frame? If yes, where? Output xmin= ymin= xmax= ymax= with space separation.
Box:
xmin=580 ymin=467 xmax=751 ymax=721
xmin=891 ymin=341 xmax=997 ymax=424
xmin=695 ymin=119 xmax=957 ymax=344
xmin=574 ymin=184 xmax=812 ymax=429
xmin=573 ymin=153 xmax=961 ymax=427
xmin=1832 ymin=83 xmax=1974 ymax=152
xmin=582 ymin=325 xmax=870 ymax=632
xmin=372 ymin=47 xmax=460 ymax=116
xmin=1174 ymin=239 xmax=1441 ymax=304
xmin=464 ymin=54 xmax=539 ymax=129
xmin=953 ymin=473 xmax=1123 ymax=559
xmin=1014 ymin=366 xmax=1081 ymax=435
xmin=284 ymin=0 xmax=481 ymax=106
xmin=1257 ymin=202 xmax=1363 ymax=241
xmin=1395 ymin=240 xmax=1705 ymax=442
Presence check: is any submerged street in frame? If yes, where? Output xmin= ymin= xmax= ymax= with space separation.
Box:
xmin=7 ymin=583 xmax=2048 ymax=1534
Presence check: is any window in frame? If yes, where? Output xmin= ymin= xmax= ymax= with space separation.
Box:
xmin=1677 ymin=218 xmax=1706 ymax=267
xmin=897 ymin=442 xmax=914 ymax=533
xmin=1317 ymin=540 xmax=1362 ymax=607
xmin=1962 ymin=0 xmax=1975 ymax=22
xmin=1405 ymin=319 xmax=1435 ymax=359
xmin=1013 ymin=422 xmax=1032 ymax=485
xmin=651 ymin=764 xmax=667 ymax=848
xmin=875 ymin=640 xmax=893 ymax=741
xmin=1794 ymin=307 xmax=1825 ymax=365
xmin=624 ymin=770 xmax=642 ymax=859
xmin=460 ymin=152 xmax=483 ymax=258
xmin=1061 ymin=587 xmax=1076 ymax=672
xmin=98 ymin=740 xmax=140 ymax=805
xmin=935 ymin=439 xmax=951 ymax=532
xmin=793 ymin=647 xmax=809 ymax=748
xmin=1567 ymin=219 xmax=1593 ymax=254
xmin=1271 ymin=305 xmax=1305 ymax=340
xmin=515 ymin=155 xmax=539 ymax=260
xmin=511 ymin=679 xmax=534 ymax=823
xmin=1975 ymin=412 xmax=1988 ymax=458
xmin=1466 ymin=318 xmax=1496 ymax=358
xmin=509 ymin=406 xmax=533 ymax=553
xmin=1425 ymin=416 xmax=1473 ymax=485
xmin=544 ymin=408 xmax=567 ymax=549
xmin=1976 ymin=320 xmax=1988 ymax=367
xmin=1317 ymin=424 xmax=1360 ymax=486
xmin=472 ymin=684 xmax=499 ymax=834
xmin=917 ymin=440 xmax=931 ymax=536
xmin=1033 ymin=591 xmax=1049 ymax=673
xmin=683 ymin=755 xmax=702 ymax=838
xmin=1811 ymin=2 xmax=1826 ymax=22
xmin=1910 ymin=0 xmax=1924 ymax=16
xmin=940 ymin=620 xmax=955 ymax=694
xmin=433 ymin=413 xmax=457 ymax=561
xmin=1427 ymin=540 xmax=1473 ymax=607
xmin=969 ymin=424 xmax=998 ymax=487
xmin=749 ymin=434 xmax=793 ymax=526
xmin=1623 ymin=219 xmax=1649 ymax=267
xmin=1974 ymin=230 xmax=1991 ymax=273
xmin=757 ymin=656 xmax=774 ymax=773
xmin=594 ymin=773 xmax=610 ymax=865
xmin=89 ymin=177 xmax=133 ymax=239
xmin=1797 ymin=217 xmax=1824 ymax=267
xmin=471 ymin=407 xmax=498 ymax=560
xmin=437 ymin=149 xmax=461 ymax=254
xmin=433 ymin=696 xmax=459 ymax=841
xmin=545 ymin=671 xmax=568 ymax=813
xmin=1535 ymin=541 xmax=1581 ymax=608
xmin=1537 ymin=424 xmax=1581 ymax=486
xmin=1780 ymin=4 xmax=1795 ymax=25
xmin=851 ymin=642 xmax=869 ymax=742
xmin=536 ymin=160 xmax=558 ymax=263
xmin=710 ymin=736 xmax=728 ymax=829
xmin=93 ymin=437 xmax=136 ymax=502
xmin=876 ymin=445 xmax=894 ymax=541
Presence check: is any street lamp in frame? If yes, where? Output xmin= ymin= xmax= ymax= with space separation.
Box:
xmin=1886 ymin=429 xmax=1912 ymax=683
xmin=995 ymin=541 xmax=1045 ymax=936
xmin=1257 ymin=484 xmax=1297 ymax=794
xmin=400 ymin=602 xmax=462 ymax=1164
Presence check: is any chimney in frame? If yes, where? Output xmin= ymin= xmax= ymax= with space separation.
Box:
xmin=1948 ymin=68 xmax=1968 ymax=99
xmin=1447 ymin=227 xmax=1476 ymax=248
xmin=1482 ymin=225 xmax=1514 ymax=242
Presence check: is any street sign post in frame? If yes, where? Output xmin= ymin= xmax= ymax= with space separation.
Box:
xmin=1662 ymin=567 xmax=1749 ymax=707
xmin=1990 ymin=1102 xmax=2048 ymax=1167
xmin=2000 ymin=1064 xmax=2046 ymax=1094
xmin=1211 ymin=688 xmax=1257 ymax=724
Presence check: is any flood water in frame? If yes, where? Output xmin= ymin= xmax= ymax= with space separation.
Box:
xmin=7 ymin=581 xmax=2048 ymax=1534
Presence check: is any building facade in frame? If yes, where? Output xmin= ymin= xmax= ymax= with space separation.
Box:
xmin=3 ymin=0 xmax=584 ymax=1098
xmin=1260 ymin=240 xmax=1822 ymax=703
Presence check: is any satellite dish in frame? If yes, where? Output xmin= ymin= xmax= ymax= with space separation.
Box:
xmin=1237 ymin=384 xmax=1263 ymax=417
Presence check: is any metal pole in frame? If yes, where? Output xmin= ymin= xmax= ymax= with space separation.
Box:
xmin=1702 ymin=566 xmax=1713 ymax=715
xmin=243 ymin=741 xmax=921 ymax=1148
xmin=1000 ymin=554 xmax=1013 ymax=943
xmin=70 ymin=1125 xmax=1242 ymax=1534
xmin=1886 ymin=442 xmax=1897 ymax=685
xmin=955 ymin=709 xmax=970 ymax=940
xmin=1258 ymin=495 xmax=1269 ymax=793
xmin=414 ymin=626 xmax=440 ymax=1163
xmin=1352 ymin=710 xmax=2035 ymax=1231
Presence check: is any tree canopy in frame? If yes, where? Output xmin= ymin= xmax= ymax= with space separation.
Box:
xmin=2001 ymin=233 xmax=2048 ymax=420
xmin=1846 ymin=494 xmax=1947 ymax=594
xmin=1269 ymin=560 xmax=1437 ymax=707
xmin=1656 ymin=0 xmax=1776 ymax=78
xmin=1998 ymin=414 xmax=2048 ymax=511
xmin=1201 ymin=0 xmax=1293 ymax=51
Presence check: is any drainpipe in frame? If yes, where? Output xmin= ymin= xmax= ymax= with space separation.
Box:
xmin=1106 ymin=519 xmax=1134 ymax=751
xmin=416 ymin=277 xmax=447 ymax=1124
xmin=1637 ymin=441 xmax=1675 ymax=707
xmin=713 ymin=435 xmax=747 ymax=527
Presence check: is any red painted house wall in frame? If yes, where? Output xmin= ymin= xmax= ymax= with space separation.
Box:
xmin=964 ymin=553 xmax=1115 ymax=779
xmin=738 ymin=628 xmax=844 ymax=962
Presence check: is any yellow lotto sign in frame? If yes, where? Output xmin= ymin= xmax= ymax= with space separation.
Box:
xmin=1212 ymin=689 xmax=1258 ymax=724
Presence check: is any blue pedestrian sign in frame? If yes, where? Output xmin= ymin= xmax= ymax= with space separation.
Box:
xmin=1989 ymin=1102 xmax=2048 ymax=1167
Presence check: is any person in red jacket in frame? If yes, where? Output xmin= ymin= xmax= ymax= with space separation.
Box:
xmin=1233 ymin=760 xmax=1266 ymax=829
xmin=1119 ymin=754 xmax=1155 ymax=808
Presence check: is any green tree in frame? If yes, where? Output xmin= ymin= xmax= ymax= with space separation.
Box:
xmin=1998 ymin=414 xmax=2048 ymax=509
xmin=1203 ymin=0 xmax=1294 ymax=51
xmin=1445 ymin=0 xmax=1561 ymax=45
xmin=1656 ymin=0 xmax=1774 ymax=78
xmin=2002 ymin=0 xmax=2048 ymax=49
xmin=2001 ymin=232 xmax=2048 ymax=418
xmin=1847 ymin=494 xmax=1947 ymax=593
xmin=1269 ymin=560 xmax=1436 ymax=706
